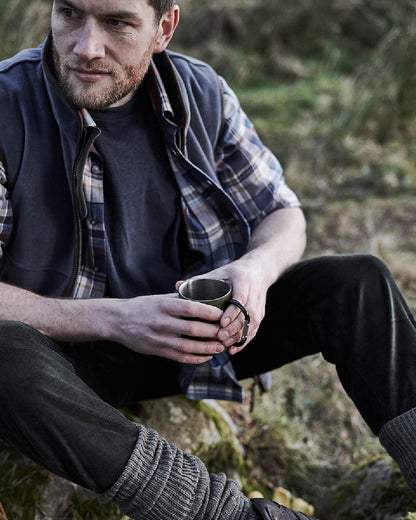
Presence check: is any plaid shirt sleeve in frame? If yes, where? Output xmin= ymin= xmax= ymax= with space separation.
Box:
xmin=186 ymin=79 xmax=302 ymax=404
xmin=0 ymin=160 xmax=12 ymax=262
xmin=215 ymin=76 xmax=301 ymax=230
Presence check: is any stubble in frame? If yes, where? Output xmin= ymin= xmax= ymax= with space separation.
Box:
xmin=52 ymin=40 xmax=155 ymax=110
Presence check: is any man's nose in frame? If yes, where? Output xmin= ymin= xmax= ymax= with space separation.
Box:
xmin=73 ymin=20 xmax=105 ymax=61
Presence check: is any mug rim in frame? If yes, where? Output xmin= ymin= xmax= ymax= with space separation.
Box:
xmin=178 ymin=277 xmax=232 ymax=303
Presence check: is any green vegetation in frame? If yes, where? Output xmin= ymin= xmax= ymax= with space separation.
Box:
xmin=0 ymin=0 xmax=50 ymax=60
xmin=172 ymin=1 xmax=416 ymax=212
xmin=322 ymin=457 xmax=416 ymax=519
xmin=191 ymin=399 xmax=234 ymax=439
xmin=0 ymin=445 xmax=51 ymax=519
xmin=194 ymin=440 xmax=245 ymax=477
xmin=68 ymin=492 xmax=123 ymax=520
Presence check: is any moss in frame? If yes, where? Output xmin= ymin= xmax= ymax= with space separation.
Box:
xmin=378 ymin=462 xmax=416 ymax=512
xmin=326 ymin=457 xmax=416 ymax=519
xmin=68 ymin=491 xmax=123 ymax=520
xmin=193 ymin=439 xmax=271 ymax=499
xmin=350 ymin=454 xmax=387 ymax=473
xmin=0 ymin=446 xmax=51 ymax=520
xmin=194 ymin=439 xmax=245 ymax=475
xmin=190 ymin=400 xmax=233 ymax=440
xmin=191 ymin=400 xmax=254 ymax=478
xmin=326 ymin=470 xmax=367 ymax=519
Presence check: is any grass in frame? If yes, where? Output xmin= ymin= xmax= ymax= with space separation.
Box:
xmin=0 ymin=0 xmax=50 ymax=60
xmin=0 ymin=446 xmax=51 ymax=520
xmin=68 ymin=492 xmax=123 ymax=520
xmin=235 ymin=66 xmax=416 ymax=203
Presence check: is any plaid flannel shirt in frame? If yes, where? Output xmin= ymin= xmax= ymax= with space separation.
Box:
xmin=0 ymin=63 xmax=300 ymax=403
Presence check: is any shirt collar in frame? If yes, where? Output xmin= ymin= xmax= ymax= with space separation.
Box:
xmin=148 ymin=59 xmax=175 ymax=119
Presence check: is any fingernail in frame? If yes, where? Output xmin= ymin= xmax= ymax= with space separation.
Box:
xmin=216 ymin=344 xmax=225 ymax=353
xmin=218 ymin=329 xmax=229 ymax=341
xmin=222 ymin=317 xmax=231 ymax=327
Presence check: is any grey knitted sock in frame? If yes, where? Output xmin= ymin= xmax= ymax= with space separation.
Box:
xmin=379 ymin=407 xmax=416 ymax=491
xmin=99 ymin=423 xmax=258 ymax=520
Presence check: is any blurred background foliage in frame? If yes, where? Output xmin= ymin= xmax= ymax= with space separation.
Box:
xmin=173 ymin=0 xmax=416 ymax=203
xmin=1 ymin=0 xmax=415 ymax=201
xmin=1 ymin=1 xmax=416 ymax=516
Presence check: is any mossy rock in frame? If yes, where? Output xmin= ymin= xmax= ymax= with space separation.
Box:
xmin=128 ymin=396 xmax=247 ymax=483
xmin=129 ymin=395 xmax=243 ymax=455
xmin=321 ymin=455 xmax=416 ymax=520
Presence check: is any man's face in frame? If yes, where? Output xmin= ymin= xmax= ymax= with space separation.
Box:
xmin=51 ymin=0 xmax=165 ymax=110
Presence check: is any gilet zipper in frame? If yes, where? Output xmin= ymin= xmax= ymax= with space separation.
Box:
xmin=62 ymin=121 xmax=100 ymax=297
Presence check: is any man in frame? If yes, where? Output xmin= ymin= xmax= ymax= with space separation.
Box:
xmin=0 ymin=1 xmax=415 ymax=519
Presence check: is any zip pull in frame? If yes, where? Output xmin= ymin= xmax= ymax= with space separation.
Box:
xmin=73 ymin=125 xmax=101 ymax=220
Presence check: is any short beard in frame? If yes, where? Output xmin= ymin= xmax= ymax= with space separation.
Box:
xmin=52 ymin=41 xmax=155 ymax=110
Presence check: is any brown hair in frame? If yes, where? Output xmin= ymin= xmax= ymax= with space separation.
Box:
xmin=148 ymin=0 xmax=176 ymax=22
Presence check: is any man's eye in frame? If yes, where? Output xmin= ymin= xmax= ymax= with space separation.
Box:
xmin=107 ymin=19 xmax=127 ymax=28
xmin=61 ymin=8 xmax=75 ymax=18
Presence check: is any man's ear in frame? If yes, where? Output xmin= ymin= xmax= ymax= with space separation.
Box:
xmin=154 ymin=6 xmax=180 ymax=53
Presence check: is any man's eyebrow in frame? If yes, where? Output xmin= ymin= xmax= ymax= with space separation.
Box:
xmin=55 ymin=0 xmax=80 ymax=12
xmin=54 ymin=0 xmax=143 ymax=23
xmin=102 ymin=10 xmax=143 ymax=23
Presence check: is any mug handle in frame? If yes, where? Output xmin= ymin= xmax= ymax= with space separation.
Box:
xmin=229 ymin=299 xmax=250 ymax=347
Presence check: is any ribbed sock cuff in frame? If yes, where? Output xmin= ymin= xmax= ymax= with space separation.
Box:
xmin=379 ymin=408 xmax=416 ymax=491
xmin=99 ymin=423 xmax=256 ymax=520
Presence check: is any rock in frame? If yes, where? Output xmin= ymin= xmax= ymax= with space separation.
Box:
xmin=130 ymin=396 xmax=246 ymax=484
xmin=321 ymin=456 xmax=416 ymax=520
xmin=131 ymin=396 xmax=239 ymax=453
xmin=35 ymin=476 xmax=75 ymax=520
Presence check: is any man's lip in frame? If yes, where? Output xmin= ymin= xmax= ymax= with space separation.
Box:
xmin=71 ymin=68 xmax=111 ymax=82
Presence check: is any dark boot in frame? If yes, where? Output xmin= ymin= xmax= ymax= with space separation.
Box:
xmin=251 ymin=498 xmax=319 ymax=520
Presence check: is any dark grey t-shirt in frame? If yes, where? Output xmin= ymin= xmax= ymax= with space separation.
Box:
xmin=91 ymin=85 xmax=187 ymax=297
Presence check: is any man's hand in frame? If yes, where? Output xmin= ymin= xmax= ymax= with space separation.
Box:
xmin=179 ymin=257 xmax=268 ymax=356
xmin=107 ymin=293 xmax=227 ymax=364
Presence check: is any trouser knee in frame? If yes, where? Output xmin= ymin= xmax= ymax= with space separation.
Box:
xmin=0 ymin=319 xmax=49 ymax=351
xmin=316 ymin=254 xmax=390 ymax=289
xmin=0 ymin=320 xmax=63 ymax=410
xmin=345 ymin=254 xmax=391 ymax=286
xmin=341 ymin=255 xmax=404 ymax=313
